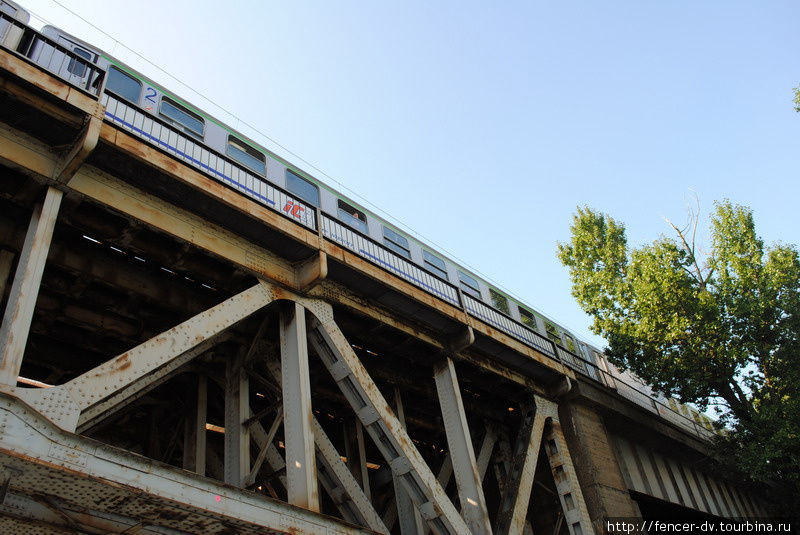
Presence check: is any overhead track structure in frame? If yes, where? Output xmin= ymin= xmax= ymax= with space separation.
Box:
xmin=0 ymin=17 xmax=772 ymax=535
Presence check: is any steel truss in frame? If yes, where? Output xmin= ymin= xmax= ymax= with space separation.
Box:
xmin=0 ymin=46 xmax=768 ymax=534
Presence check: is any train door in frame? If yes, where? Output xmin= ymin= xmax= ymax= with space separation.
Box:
xmin=28 ymin=28 xmax=99 ymax=90
xmin=53 ymin=34 xmax=98 ymax=87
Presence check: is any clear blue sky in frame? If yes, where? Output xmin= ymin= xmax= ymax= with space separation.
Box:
xmin=22 ymin=0 xmax=800 ymax=348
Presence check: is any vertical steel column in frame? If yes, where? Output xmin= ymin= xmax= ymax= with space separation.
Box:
xmin=183 ymin=374 xmax=207 ymax=476
xmin=225 ymin=351 xmax=250 ymax=486
xmin=393 ymin=388 xmax=425 ymax=535
xmin=280 ymin=302 xmax=319 ymax=511
xmin=0 ymin=187 xmax=62 ymax=385
xmin=433 ymin=357 xmax=492 ymax=535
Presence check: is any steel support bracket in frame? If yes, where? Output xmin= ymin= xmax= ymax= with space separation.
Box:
xmin=54 ymin=102 xmax=104 ymax=185
xmin=295 ymin=250 xmax=328 ymax=292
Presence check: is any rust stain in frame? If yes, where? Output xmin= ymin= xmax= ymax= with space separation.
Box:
xmin=110 ymin=353 xmax=132 ymax=373
xmin=146 ymin=507 xmax=190 ymax=521
xmin=272 ymin=287 xmax=291 ymax=301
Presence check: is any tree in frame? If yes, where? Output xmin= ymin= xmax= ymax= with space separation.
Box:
xmin=557 ymin=201 xmax=800 ymax=506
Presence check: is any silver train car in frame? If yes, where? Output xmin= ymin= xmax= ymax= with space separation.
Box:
xmin=1 ymin=1 xmax=713 ymax=434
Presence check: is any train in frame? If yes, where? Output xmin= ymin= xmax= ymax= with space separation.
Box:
xmin=0 ymin=0 xmax=715 ymax=435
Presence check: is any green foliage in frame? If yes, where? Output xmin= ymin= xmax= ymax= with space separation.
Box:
xmin=795 ymin=86 xmax=800 ymax=112
xmin=558 ymin=202 xmax=800 ymax=505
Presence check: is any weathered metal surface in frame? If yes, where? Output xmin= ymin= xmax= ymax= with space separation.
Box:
xmin=0 ymin=48 xmax=100 ymax=115
xmin=262 ymin=341 xmax=388 ymax=533
xmin=392 ymin=388 xmax=425 ymax=535
xmin=182 ymin=374 xmax=207 ymax=476
xmin=279 ymin=301 xmax=319 ymax=512
xmin=0 ymin=186 xmax=62 ymax=386
xmin=297 ymin=288 xmax=470 ymax=535
xmin=68 ymin=165 xmax=301 ymax=288
xmin=433 ymin=357 xmax=492 ymax=535
xmin=344 ymin=417 xmax=371 ymax=501
xmin=52 ymin=103 xmax=104 ymax=184
xmin=225 ymin=349 xmax=251 ymax=487
xmin=494 ymin=397 xmax=552 ymax=535
xmin=0 ymin=392 xmax=374 ymax=535
xmin=0 ymin=41 xmax=775 ymax=534
xmin=6 ymin=282 xmax=274 ymax=432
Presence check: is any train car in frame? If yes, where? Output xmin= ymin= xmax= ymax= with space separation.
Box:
xmin=33 ymin=20 xmax=608 ymax=374
xmin=1 ymin=6 xmax=707 ymax=429
xmin=0 ymin=0 xmax=28 ymax=50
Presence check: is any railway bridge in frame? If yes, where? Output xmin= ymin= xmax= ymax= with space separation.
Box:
xmin=0 ymin=19 xmax=772 ymax=535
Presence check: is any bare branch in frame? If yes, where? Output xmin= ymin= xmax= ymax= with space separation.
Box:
xmin=665 ymin=216 xmax=707 ymax=288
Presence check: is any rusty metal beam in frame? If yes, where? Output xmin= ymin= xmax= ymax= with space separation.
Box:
xmin=433 ymin=356 xmax=491 ymax=535
xmin=0 ymin=75 xmax=84 ymax=128
xmin=344 ymin=416 xmax=371 ymax=500
xmin=0 ymin=119 xmax=57 ymax=179
xmin=0 ymin=49 xmax=100 ymax=116
xmin=494 ymin=397 xmax=554 ymax=535
xmin=296 ymin=287 xmax=469 ymax=535
xmin=183 ymin=374 xmax=207 ymax=476
xmin=53 ymin=103 xmax=103 ymax=184
xmin=280 ymin=301 xmax=319 ymax=511
xmin=67 ymin=165 xmax=300 ymax=288
xmin=9 ymin=282 xmax=274 ymax=431
xmin=310 ymin=281 xmax=552 ymax=395
xmin=0 ymin=392 xmax=375 ymax=535
xmin=261 ymin=350 xmax=388 ymax=533
xmin=225 ymin=348 xmax=250 ymax=487
xmin=296 ymin=250 xmax=327 ymax=291
xmin=392 ymin=388 xmax=425 ymax=535
xmin=0 ymin=186 xmax=62 ymax=385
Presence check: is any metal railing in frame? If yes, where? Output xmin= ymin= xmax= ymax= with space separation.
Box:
xmin=462 ymin=294 xmax=556 ymax=357
xmin=0 ymin=13 xmax=713 ymax=442
xmin=460 ymin=297 xmax=716 ymax=440
xmin=0 ymin=11 xmax=105 ymax=96
xmin=322 ymin=215 xmax=461 ymax=306
xmin=102 ymin=87 xmax=719 ymax=443
xmin=103 ymin=93 xmax=317 ymax=231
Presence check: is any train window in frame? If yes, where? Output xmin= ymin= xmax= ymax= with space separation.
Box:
xmin=423 ymin=250 xmax=448 ymax=280
xmin=286 ymin=170 xmax=319 ymax=207
xmin=563 ymin=334 xmax=577 ymax=353
xmin=337 ymin=199 xmax=367 ymax=233
xmin=227 ymin=135 xmax=266 ymax=175
xmin=544 ymin=319 xmax=561 ymax=345
xmin=67 ymin=47 xmax=92 ymax=77
xmin=489 ymin=288 xmax=510 ymax=315
xmin=519 ymin=307 xmax=537 ymax=329
xmin=458 ymin=271 xmax=481 ymax=299
xmin=159 ymin=97 xmax=204 ymax=139
xmin=106 ymin=66 xmax=141 ymax=104
xmin=383 ymin=226 xmax=411 ymax=259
